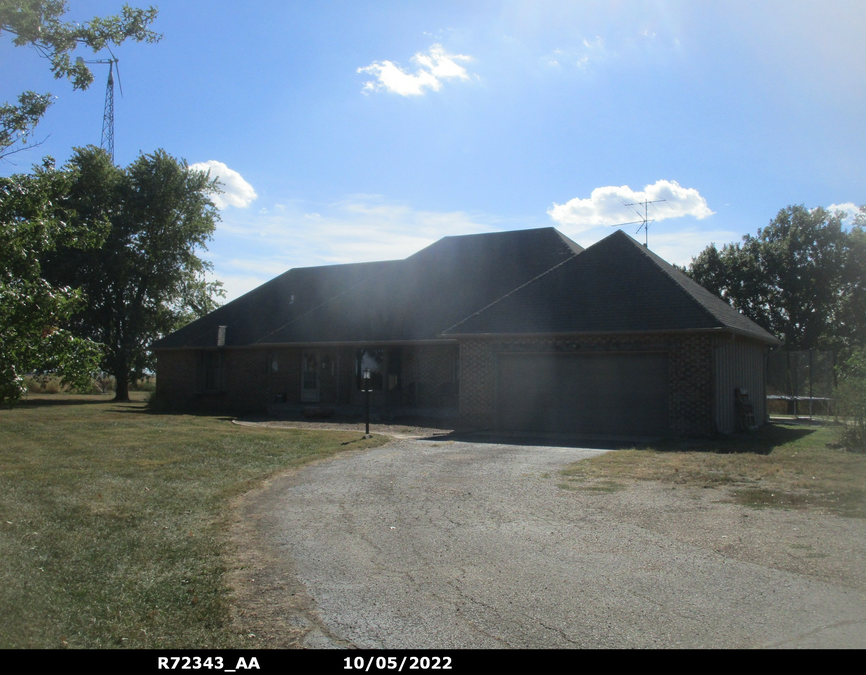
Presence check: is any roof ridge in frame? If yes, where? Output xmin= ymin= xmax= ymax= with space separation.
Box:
xmin=286 ymin=258 xmax=400 ymax=272
xmin=253 ymin=259 xmax=401 ymax=344
xmin=552 ymin=228 xmax=584 ymax=254
xmin=620 ymin=232 xmax=725 ymax=329
xmin=618 ymin=231 xmax=778 ymax=342
xmin=442 ymin=250 xmax=581 ymax=334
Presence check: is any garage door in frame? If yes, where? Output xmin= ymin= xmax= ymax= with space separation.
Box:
xmin=497 ymin=352 xmax=669 ymax=436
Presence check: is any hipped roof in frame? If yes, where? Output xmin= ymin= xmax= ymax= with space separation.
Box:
xmin=153 ymin=228 xmax=582 ymax=348
xmin=153 ymin=227 xmax=778 ymax=350
xmin=443 ymin=229 xmax=779 ymax=344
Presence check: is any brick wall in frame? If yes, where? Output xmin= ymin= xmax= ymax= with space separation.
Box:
xmin=458 ymin=333 xmax=716 ymax=436
xmin=155 ymin=350 xmax=199 ymax=409
xmin=156 ymin=348 xmax=274 ymax=413
xmin=667 ymin=334 xmax=715 ymax=435
xmin=403 ymin=344 xmax=459 ymax=408
xmin=264 ymin=347 xmax=302 ymax=404
xmin=157 ymin=334 xmax=729 ymax=435
xmin=157 ymin=345 xmax=461 ymax=414
xmin=223 ymin=349 xmax=269 ymax=412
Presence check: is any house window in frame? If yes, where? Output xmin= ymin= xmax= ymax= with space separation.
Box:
xmin=301 ymin=351 xmax=320 ymax=402
xmin=199 ymin=351 xmax=225 ymax=391
xmin=356 ymin=348 xmax=402 ymax=391
xmin=387 ymin=348 xmax=402 ymax=391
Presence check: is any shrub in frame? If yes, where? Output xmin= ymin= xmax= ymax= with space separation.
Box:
xmin=130 ymin=377 xmax=156 ymax=392
xmin=93 ymin=373 xmax=115 ymax=393
xmin=25 ymin=375 xmax=62 ymax=394
xmin=68 ymin=380 xmax=103 ymax=395
xmin=145 ymin=390 xmax=169 ymax=412
xmin=835 ymin=348 xmax=866 ymax=452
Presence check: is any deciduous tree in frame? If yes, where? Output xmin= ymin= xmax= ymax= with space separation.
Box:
xmin=0 ymin=0 xmax=161 ymax=159
xmin=0 ymin=157 xmax=104 ymax=405
xmin=43 ymin=146 xmax=223 ymax=401
xmin=687 ymin=205 xmax=866 ymax=353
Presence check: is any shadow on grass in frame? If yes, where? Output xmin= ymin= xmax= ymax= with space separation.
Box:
xmin=426 ymin=430 xmax=651 ymax=450
xmin=13 ymin=395 xmax=237 ymax=424
xmin=651 ymin=423 xmax=817 ymax=455
xmin=14 ymin=396 xmax=119 ymax=408
xmin=107 ymin=405 xmax=236 ymax=423
xmin=419 ymin=423 xmax=818 ymax=454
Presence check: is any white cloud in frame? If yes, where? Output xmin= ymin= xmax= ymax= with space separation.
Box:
xmin=189 ymin=160 xmax=257 ymax=209
xmin=544 ymin=36 xmax=606 ymax=71
xmin=827 ymin=202 xmax=863 ymax=226
xmin=548 ymin=180 xmax=714 ymax=233
xmin=358 ymin=44 xmax=472 ymax=96
xmin=205 ymin=189 xmax=730 ymax=302
xmin=209 ymin=196 xmax=497 ymax=301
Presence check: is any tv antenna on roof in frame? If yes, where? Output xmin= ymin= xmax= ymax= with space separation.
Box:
xmin=608 ymin=198 xmax=671 ymax=248
xmin=77 ymin=47 xmax=123 ymax=163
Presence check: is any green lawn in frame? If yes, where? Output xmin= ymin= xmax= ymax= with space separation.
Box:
xmin=0 ymin=395 xmax=387 ymax=649
xmin=5 ymin=398 xmax=862 ymax=649
xmin=560 ymin=422 xmax=866 ymax=518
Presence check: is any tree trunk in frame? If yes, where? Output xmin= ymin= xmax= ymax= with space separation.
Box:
xmin=114 ymin=373 xmax=131 ymax=402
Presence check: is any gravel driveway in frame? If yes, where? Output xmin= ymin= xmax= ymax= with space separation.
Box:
xmin=232 ymin=438 xmax=866 ymax=649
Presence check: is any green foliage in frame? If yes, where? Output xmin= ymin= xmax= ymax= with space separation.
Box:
xmin=42 ymin=146 xmax=224 ymax=401
xmin=0 ymin=1 xmax=161 ymax=158
xmin=0 ymin=91 xmax=52 ymax=154
xmin=144 ymin=388 xmax=168 ymax=412
xmin=22 ymin=373 xmax=157 ymax=394
xmin=24 ymin=374 xmax=61 ymax=393
xmin=687 ymin=204 xmax=866 ymax=352
xmin=0 ymin=157 xmax=103 ymax=406
xmin=836 ymin=347 xmax=866 ymax=452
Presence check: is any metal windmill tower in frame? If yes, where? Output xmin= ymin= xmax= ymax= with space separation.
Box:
xmin=77 ymin=51 xmax=123 ymax=163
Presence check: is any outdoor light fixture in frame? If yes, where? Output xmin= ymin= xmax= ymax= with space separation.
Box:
xmin=363 ymin=368 xmax=371 ymax=436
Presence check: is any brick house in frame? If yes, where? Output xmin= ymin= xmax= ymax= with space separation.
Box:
xmin=153 ymin=227 xmax=779 ymax=436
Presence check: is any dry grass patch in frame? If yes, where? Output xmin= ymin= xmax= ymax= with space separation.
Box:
xmin=560 ymin=423 xmax=866 ymax=518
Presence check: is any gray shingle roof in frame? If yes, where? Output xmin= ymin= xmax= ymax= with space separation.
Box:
xmin=151 ymin=260 xmax=396 ymax=349
xmin=153 ymin=227 xmax=583 ymax=348
xmin=443 ymin=229 xmax=780 ymax=344
xmin=154 ymin=227 xmax=777 ymax=349
xmin=260 ymin=227 xmax=582 ymax=343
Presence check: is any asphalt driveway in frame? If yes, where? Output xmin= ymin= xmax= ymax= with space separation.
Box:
xmin=237 ymin=438 xmax=866 ymax=649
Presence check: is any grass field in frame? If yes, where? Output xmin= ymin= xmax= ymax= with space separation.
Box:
xmin=0 ymin=394 xmax=387 ymax=649
xmin=3 ymin=396 xmax=862 ymax=649
xmin=560 ymin=422 xmax=866 ymax=518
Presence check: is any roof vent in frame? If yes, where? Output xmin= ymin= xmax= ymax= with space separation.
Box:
xmin=289 ymin=294 xmax=295 ymax=305
xmin=217 ymin=325 xmax=226 ymax=347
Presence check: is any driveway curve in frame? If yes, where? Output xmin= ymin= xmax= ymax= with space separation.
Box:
xmin=244 ymin=438 xmax=866 ymax=649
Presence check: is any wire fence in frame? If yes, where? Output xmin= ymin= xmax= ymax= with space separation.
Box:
xmin=766 ymin=350 xmax=835 ymax=418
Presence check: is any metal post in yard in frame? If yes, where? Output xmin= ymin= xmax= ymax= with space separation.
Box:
xmin=364 ymin=368 xmax=371 ymax=437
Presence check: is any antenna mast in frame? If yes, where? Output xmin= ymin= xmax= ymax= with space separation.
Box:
xmin=623 ymin=198 xmax=666 ymax=247
xmin=607 ymin=198 xmax=670 ymax=247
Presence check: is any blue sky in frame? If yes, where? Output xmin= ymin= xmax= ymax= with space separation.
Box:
xmin=3 ymin=1 xmax=865 ymax=301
